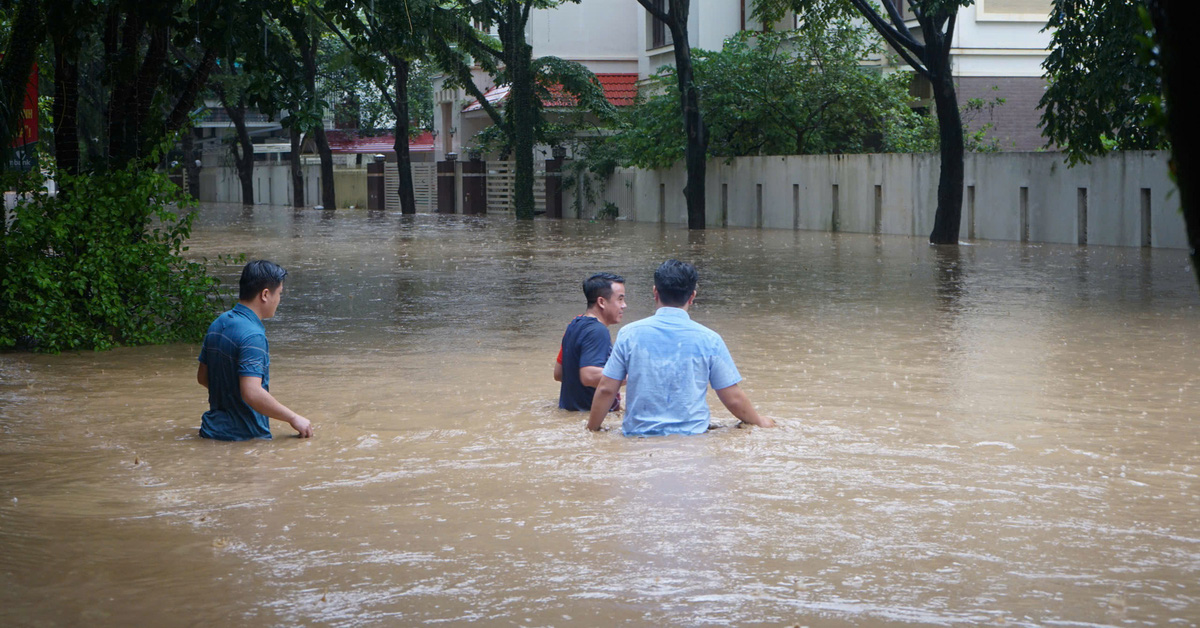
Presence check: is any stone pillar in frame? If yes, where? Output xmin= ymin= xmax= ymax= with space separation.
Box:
xmin=437 ymin=152 xmax=457 ymax=213
xmin=461 ymin=158 xmax=487 ymax=215
xmin=366 ymin=155 xmax=386 ymax=210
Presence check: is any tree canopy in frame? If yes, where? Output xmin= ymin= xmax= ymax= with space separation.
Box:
xmin=1039 ymin=0 xmax=1167 ymax=164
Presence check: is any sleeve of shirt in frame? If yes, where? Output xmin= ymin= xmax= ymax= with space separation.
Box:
xmin=578 ymin=324 xmax=612 ymax=368
xmin=237 ymin=333 xmax=269 ymax=378
xmin=708 ymin=335 xmax=742 ymax=390
xmin=198 ymin=342 xmax=207 ymax=364
xmin=602 ymin=330 xmax=629 ymax=381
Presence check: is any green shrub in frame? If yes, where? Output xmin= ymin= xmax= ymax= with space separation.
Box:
xmin=1 ymin=165 xmax=225 ymax=352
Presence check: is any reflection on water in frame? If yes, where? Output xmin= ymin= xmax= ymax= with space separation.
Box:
xmin=2 ymin=204 xmax=1199 ymax=626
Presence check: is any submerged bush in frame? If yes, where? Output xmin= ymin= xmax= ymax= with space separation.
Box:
xmin=1 ymin=165 xmax=224 ymax=352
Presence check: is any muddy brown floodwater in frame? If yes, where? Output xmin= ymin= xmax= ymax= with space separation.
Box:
xmin=2 ymin=204 xmax=1199 ymax=626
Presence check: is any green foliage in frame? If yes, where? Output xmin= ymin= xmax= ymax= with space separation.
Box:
xmin=1040 ymin=0 xmax=1167 ymax=164
xmin=595 ymin=201 xmax=619 ymax=221
xmin=1 ymin=164 xmax=228 ymax=352
xmin=885 ymin=94 xmax=1008 ymax=153
xmin=468 ymin=56 xmax=615 ymax=155
xmin=596 ymin=25 xmax=932 ymax=168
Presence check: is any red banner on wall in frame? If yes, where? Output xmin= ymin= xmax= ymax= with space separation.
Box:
xmin=6 ymin=62 xmax=38 ymax=172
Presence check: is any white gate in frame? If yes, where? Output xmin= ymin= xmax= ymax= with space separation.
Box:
xmin=384 ymin=162 xmax=437 ymax=212
xmin=486 ymin=160 xmax=545 ymax=213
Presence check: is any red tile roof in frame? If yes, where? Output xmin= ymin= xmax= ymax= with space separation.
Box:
xmin=325 ymin=130 xmax=435 ymax=154
xmin=463 ymin=73 xmax=638 ymax=112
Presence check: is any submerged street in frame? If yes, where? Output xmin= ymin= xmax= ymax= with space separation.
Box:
xmin=2 ymin=204 xmax=1198 ymax=626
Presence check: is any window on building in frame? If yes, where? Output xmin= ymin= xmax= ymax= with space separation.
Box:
xmin=650 ymin=0 xmax=673 ymax=49
xmin=979 ymin=0 xmax=1051 ymax=15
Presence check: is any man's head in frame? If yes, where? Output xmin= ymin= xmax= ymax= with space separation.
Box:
xmin=584 ymin=272 xmax=626 ymax=325
xmin=654 ymin=259 xmax=698 ymax=308
xmin=239 ymin=260 xmax=288 ymax=318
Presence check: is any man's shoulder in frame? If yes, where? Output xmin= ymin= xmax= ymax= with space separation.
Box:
xmin=566 ymin=316 xmax=607 ymax=338
xmin=685 ymin=317 xmax=724 ymax=341
xmin=207 ymin=309 xmax=267 ymax=344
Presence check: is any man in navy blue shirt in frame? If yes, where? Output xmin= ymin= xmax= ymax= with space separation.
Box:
xmin=196 ymin=260 xmax=314 ymax=440
xmin=555 ymin=272 xmax=626 ymax=411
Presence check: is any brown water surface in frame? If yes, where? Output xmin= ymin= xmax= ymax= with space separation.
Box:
xmin=2 ymin=205 xmax=1199 ymax=626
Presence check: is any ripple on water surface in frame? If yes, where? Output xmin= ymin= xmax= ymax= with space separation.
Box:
xmin=2 ymin=206 xmax=1199 ymax=626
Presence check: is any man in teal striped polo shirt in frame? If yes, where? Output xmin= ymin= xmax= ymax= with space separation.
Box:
xmin=196 ymin=260 xmax=314 ymax=440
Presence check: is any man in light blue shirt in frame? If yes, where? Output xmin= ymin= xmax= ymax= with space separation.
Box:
xmin=587 ymin=259 xmax=775 ymax=435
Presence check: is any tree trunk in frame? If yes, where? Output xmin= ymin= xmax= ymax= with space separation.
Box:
xmin=1148 ymin=0 xmax=1199 ymax=287
xmin=928 ymin=69 xmax=963 ymax=244
xmin=392 ymin=58 xmax=417 ymax=215
xmin=314 ymin=125 xmax=335 ymax=209
xmin=166 ymin=47 xmax=217 ymax=135
xmin=923 ymin=15 xmax=964 ymax=246
xmin=106 ymin=12 xmax=147 ymax=168
xmin=225 ymin=101 xmax=255 ymax=205
xmin=290 ymin=126 xmax=305 ymax=207
xmin=503 ymin=3 xmax=537 ymax=220
xmin=671 ymin=18 xmax=706 ymax=230
xmin=52 ymin=43 xmax=81 ymax=176
xmin=300 ymin=32 xmax=335 ymax=209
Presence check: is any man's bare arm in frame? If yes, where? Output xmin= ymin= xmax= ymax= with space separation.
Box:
xmin=238 ymin=376 xmax=314 ymax=437
xmin=553 ymin=361 xmax=563 ymax=382
xmin=587 ymin=376 xmax=621 ymax=431
xmin=715 ymin=384 xmax=775 ymax=428
xmin=579 ymin=365 xmax=604 ymax=388
xmin=197 ymin=363 xmax=209 ymax=389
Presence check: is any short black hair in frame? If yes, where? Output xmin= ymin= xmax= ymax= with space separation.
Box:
xmin=239 ymin=260 xmax=288 ymax=301
xmin=654 ymin=259 xmax=698 ymax=307
xmin=583 ymin=272 xmax=625 ymax=306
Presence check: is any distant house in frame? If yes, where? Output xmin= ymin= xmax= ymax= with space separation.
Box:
xmin=636 ymin=0 xmax=1051 ymax=151
xmin=432 ymin=0 xmax=640 ymax=161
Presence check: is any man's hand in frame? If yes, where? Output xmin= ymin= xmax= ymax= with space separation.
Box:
xmin=289 ymin=415 xmax=314 ymax=438
xmin=715 ymin=384 xmax=775 ymax=428
xmin=239 ymin=376 xmax=315 ymax=438
xmin=588 ymin=376 xmax=622 ymax=430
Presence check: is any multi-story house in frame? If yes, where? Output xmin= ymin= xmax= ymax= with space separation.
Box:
xmin=638 ymin=0 xmax=1051 ymax=151
xmin=434 ymin=0 xmax=1052 ymax=163
xmin=432 ymin=0 xmax=640 ymax=161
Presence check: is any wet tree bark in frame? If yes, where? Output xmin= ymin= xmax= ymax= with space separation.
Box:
xmin=926 ymin=31 xmax=963 ymax=245
xmin=1147 ymin=0 xmax=1199 ymax=287
xmin=845 ymin=0 xmax=965 ymax=245
xmin=301 ymin=33 xmax=336 ymax=209
xmin=222 ymin=98 xmax=255 ymax=206
xmin=290 ymin=126 xmax=305 ymax=208
xmin=499 ymin=1 xmax=537 ymax=220
xmin=51 ymin=44 xmax=81 ymax=176
xmin=637 ymin=0 xmax=707 ymax=229
xmin=391 ymin=57 xmax=417 ymax=215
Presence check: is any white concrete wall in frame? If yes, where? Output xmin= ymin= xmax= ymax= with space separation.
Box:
xmin=576 ymin=151 xmax=1186 ymax=249
xmin=199 ymin=164 xmax=322 ymax=207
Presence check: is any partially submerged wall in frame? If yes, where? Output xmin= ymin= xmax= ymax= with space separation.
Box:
xmin=574 ymin=151 xmax=1184 ymax=249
